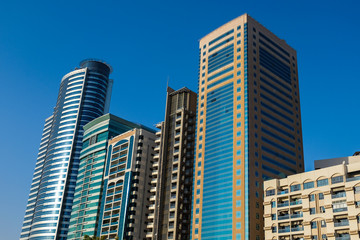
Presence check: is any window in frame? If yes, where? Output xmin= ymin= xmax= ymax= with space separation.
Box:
xmin=354 ymin=186 xmax=360 ymax=194
xmin=321 ymin=220 xmax=326 ymax=227
xmin=271 ymin=201 xmax=276 ymax=208
xmin=320 ymin=206 xmax=325 ymax=213
xmin=310 ymin=208 xmax=316 ymax=215
xmin=317 ymin=178 xmax=328 ymax=187
xmin=291 ymin=184 xmax=301 ymax=192
xmin=309 ymin=194 xmax=315 ymax=202
xmin=271 ymin=214 xmax=276 ymax=220
xmin=303 ymin=181 xmax=314 ymax=189
xmin=331 ymin=175 xmax=343 ymax=184
xmin=319 ymin=193 xmax=324 ymax=200
xmin=311 ymin=221 xmax=317 ymax=229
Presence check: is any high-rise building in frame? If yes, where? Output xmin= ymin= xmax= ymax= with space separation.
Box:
xmin=263 ymin=155 xmax=360 ymax=240
xmin=67 ymin=114 xmax=148 ymax=239
xmin=192 ymin=14 xmax=304 ymax=240
xmin=146 ymin=87 xmax=197 ymax=239
xmin=98 ymin=127 xmax=156 ymax=239
xmin=20 ymin=60 xmax=113 ymax=240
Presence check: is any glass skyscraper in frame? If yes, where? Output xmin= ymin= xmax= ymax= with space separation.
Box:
xmin=191 ymin=14 xmax=304 ymax=240
xmin=20 ymin=60 xmax=113 ymax=240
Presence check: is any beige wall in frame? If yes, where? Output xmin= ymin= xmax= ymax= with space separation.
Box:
xmin=264 ymin=158 xmax=360 ymax=240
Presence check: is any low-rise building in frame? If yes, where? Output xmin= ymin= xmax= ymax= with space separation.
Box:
xmin=264 ymin=156 xmax=360 ymax=240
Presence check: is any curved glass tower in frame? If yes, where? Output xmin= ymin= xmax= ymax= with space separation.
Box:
xmin=20 ymin=60 xmax=113 ymax=240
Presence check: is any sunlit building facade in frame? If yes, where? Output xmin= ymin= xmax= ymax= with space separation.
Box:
xmin=98 ymin=127 xmax=156 ymax=239
xmin=67 ymin=114 xmax=145 ymax=239
xmin=146 ymin=87 xmax=197 ymax=239
xmin=191 ymin=14 xmax=304 ymax=240
xmin=20 ymin=60 xmax=113 ymax=240
xmin=264 ymin=155 xmax=360 ymax=240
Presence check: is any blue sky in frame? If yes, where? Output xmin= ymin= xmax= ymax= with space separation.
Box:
xmin=1 ymin=0 xmax=359 ymax=238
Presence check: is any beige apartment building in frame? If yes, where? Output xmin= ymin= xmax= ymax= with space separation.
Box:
xmin=264 ymin=155 xmax=360 ymax=240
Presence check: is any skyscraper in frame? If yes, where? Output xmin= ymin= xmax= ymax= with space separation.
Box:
xmin=146 ymin=87 xmax=197 ymax=239
xmin=67 ymin=114 xmax=148 ymax=239
xmin=191 ymin=14 xmax=304 ymax=240
xmin=20 ymin=60 xmax=113 ymax=240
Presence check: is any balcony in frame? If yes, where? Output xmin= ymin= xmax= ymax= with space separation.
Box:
xmin=333 ymin=207 xmax=347 ymax=213
xmin=290 ymin=200 xmax=302 ymax=206
xmin=278 ymin=215 xmax=290 ymax=220
xmin=278 ymin=189 xmax=289 ymax=195
xmin=291 ymin=226 xmax=304 ymax=232
xmin=278 ymin=201 xmax=289 ymax=208
xmin=278 ymin=227 xmax=290 ymax=233
xmin=332 ymin=192 xmax=346 ymax=199
xmin=335 ymin=235 xmax=350 ymax=240
xmin=291 ymin=213 xmax=303 ymax=219
xmin=334 ymin=221 xmax=349 ymax=227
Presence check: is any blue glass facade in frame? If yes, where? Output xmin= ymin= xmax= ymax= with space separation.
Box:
xmin=202 ymin=83 xmax=234 ymax=239
xmin=20 ymin=60 xmax=113 ymax=240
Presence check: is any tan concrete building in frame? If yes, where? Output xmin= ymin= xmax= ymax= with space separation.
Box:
xmin=264 ymin=156 xmax=360 ymax=240
xmin=192 ymin=13 xmax=303 ymax=240
xmin=146 ymin=87 xmax=197 ymax=240
xmin=98 ymin=127 xmax=156 ymax=240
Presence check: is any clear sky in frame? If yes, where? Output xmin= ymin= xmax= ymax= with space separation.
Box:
xmin=1 ymin=0 xmax=359 ymax=238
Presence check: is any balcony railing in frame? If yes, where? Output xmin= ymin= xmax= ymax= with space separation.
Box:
xmin=333 ymin=207 xmax=347 ymax=212
xmin=278 ymin=202 xmax=289 ymax=208
xmin=346 ymin=176 xmax=360 ymax=182
xmin=278 ymin=227 xmax=290 ymax=233
xmin=278 ymin=190 xmax=289 ymax=195
xmin=291 ymin=213 xmax=303 ymax=219
xmin=278 ymin=215 xmax=289 ymax=220
xmin=290 ymin=200 xmax=302 ymax=206
xmin=335 ymin=235 xmax=350 ymax=240
xmin=334 ymin=221 xmax=349 ymax=227
xmin=332 ymin=192 xmax=346 ymax=199
xmin=291 ymin=226 xmax=304 ymax=232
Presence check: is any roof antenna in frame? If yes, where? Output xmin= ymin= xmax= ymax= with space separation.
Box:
xmin=167 ymin=76 xmax=170 ymax=88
